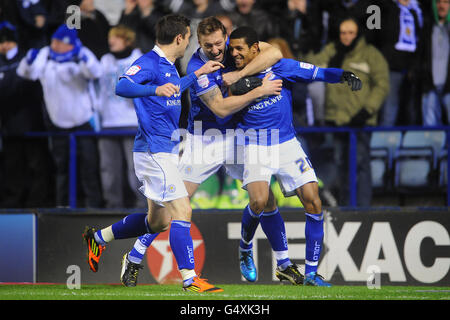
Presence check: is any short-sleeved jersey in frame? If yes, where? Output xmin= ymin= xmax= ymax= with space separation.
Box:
xmin=186 ymin=46 xmax=240 ymax=134
xmin=120 ymin=46 xmax=182 ymax=154
xmin=237 ymin=59 xmax=340 ymax=146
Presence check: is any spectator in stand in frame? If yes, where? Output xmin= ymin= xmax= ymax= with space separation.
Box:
xmin=307 ymin=17 xmax=389 ymax=206
xmin=218 ymin=0 xmax=236 ymax=12
xmin=0 ymin=0 xmax=48 ymax=49
xmin=40 ymin=0 xmax=81 ymax=42
xmin=306 ymin=0 xmax=385 ymax=126
xmin=180 ymin=0 xmax=226 ymax=19
xmin=418 ymin=0 xmax=450 ymax=126
xmin=118 ymin=0 xmax=167 ymax=53
xmin=215 ymin=13 xmax=234 ymax=36
xmin=98 ymin=25 xmax=146 ymax=208
xmin=0 ymin=21 xmax=52 ymax=208
xmin=228 ymin=0 xmax=278 ymax=41
xmin=159 ymin=0 xmax=233 ymax=14
xmin=267 ymin=37 xmax=295 ymax=59
xmin=419 ymin=0 xmax=433 ymax=16
xmin=78 ymin=0 xmax=110 ymax=59
xmin=258 ymin=0 xmax=286 ymax=18
xmin=278 ymin=0 xmax=321 ymax=59
xmin=279 ymin=0 xmax=324 ymax=126
xmin=376 ymin=0 xmax=423 ymax=126
xmin=308 ymin=0 xmax=381 ymax=48
xmin=17 ymin=24 xmax=103 ymax=208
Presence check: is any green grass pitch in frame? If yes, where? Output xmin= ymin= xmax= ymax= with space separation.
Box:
xmin=1 ymin=284 xmax=449 ymax=300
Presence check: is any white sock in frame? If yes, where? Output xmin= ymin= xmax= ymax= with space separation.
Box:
xmin=180 ymin=269 xmax=197 ymax=283
xmin=99 ymin=226 xmax=114 ymax=243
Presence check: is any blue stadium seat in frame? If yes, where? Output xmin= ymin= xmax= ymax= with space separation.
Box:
xmin=393 ymin=131 xmax=446 ymax=189
xmin=370 ymin=131 xmax=402 ymax=190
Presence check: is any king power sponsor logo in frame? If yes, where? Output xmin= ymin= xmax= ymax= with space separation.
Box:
xmin=228 ymin=219 xmax=450 ymax=284
xmin=146 ymin=222 xmax=205 ymax=284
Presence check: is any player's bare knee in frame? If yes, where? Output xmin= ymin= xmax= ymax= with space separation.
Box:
xmin=150 ymin=216 xmax=171 ymax=232
xmin=149 ymin=222 xmax=164 ymax=233
xmin=173 ymin=204 xmax=192 ymax=222
xmin=304 ymin=197 xmax=322 ymax=214
xmin=184 ymin=205 xmax=192 ymax=221
xmin=249 ymin=196 xmax=267 ymax=214
xmin=147 ymin=209 xmax=171 ymax=233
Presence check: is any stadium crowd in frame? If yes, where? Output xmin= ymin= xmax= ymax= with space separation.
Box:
xmin=0 ymin=0 xmax=448 ymax=208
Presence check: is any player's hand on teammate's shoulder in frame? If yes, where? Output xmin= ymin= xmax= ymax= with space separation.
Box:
xmin=195 ymin=60 xmax=225 ymax=77
xmin=259 ymin=72 xmax=282 ymax=96
xmin=156 ymin=82 xmax=180 ymax=97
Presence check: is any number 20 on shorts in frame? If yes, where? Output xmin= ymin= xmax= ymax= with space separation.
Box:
xmin=296 ymin=157 xmax=313 ymax=173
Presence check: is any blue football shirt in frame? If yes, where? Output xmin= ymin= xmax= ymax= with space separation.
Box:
xmin=120 ymin=46 xmax=183 ymax=154
xmin=236 ymin=58 xmax=343 ymax=145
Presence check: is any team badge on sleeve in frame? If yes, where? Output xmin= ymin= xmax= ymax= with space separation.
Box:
xmin=197 ymin=75 xmax=209 ymax=88
xmin=299 ymin=62 xmax=314 ymax=70
xmin=125 ymin=65 xmax=141 ymax=76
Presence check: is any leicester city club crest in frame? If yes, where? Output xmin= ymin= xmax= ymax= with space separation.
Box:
xmin=185 ymin=166 xmax=193 ymax=175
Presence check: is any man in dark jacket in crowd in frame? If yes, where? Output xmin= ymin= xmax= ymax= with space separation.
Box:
xmin=228 ymin=0 xmax=278 ymax=41
xmin=375 ymin=0 xmax=423 ymax=126
xmin=0 ymin=0 xmax=47 ymax=49
xmin=0 ymin=21 xmax=51 ymax=208
xmin=418 ymin=0 xmax=450 ymax=125
xmin=78 ymin=0 xmax=110 ymax=59
xmin=278 ymin=0 xmax=322 ymax=59
xmin=308 ymin=0 xmax=381 ymax=47
xmin=307 ymin=17 xmax=389 ymax=206
xmin=119 ymin=0 xmax=168 ymax=53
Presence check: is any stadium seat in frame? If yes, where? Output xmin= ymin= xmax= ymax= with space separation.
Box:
xmin=370 ymin=131 xmax=402 ymax=190
xmin=393 ymin=130 xmax=446 ymax=190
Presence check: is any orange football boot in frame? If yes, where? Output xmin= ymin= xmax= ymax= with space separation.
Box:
xmin=183 ymin=276 xmax=224 ymax=293
xmin=82 ymin=226 xmax=105 ymax=272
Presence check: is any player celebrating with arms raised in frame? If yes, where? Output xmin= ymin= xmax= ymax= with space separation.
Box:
xmin=181 ymin=17 xmax=303 ymax=286
xmin=226 ymin=26 xmax=362 ymax=287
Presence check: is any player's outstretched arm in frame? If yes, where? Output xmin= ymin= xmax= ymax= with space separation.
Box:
xmin=155 ymin=83 xmax=180 ymax=97
xmin=116 ymin=78 xmax=181 ymax=98
xmin=316 ymin=68 xmax=362 ymax=91
xmin=288 ymin=59 xmax=362 ymax=91
xmin=115 ymin=77 xmax=158 ymax=98
xmin=222 ymin=41 xmax=282 ymax=86
xmin=201 ymin=72 xmax=282 ymax=118
xmin=116 ymin=61 xmax=224 ymax=98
